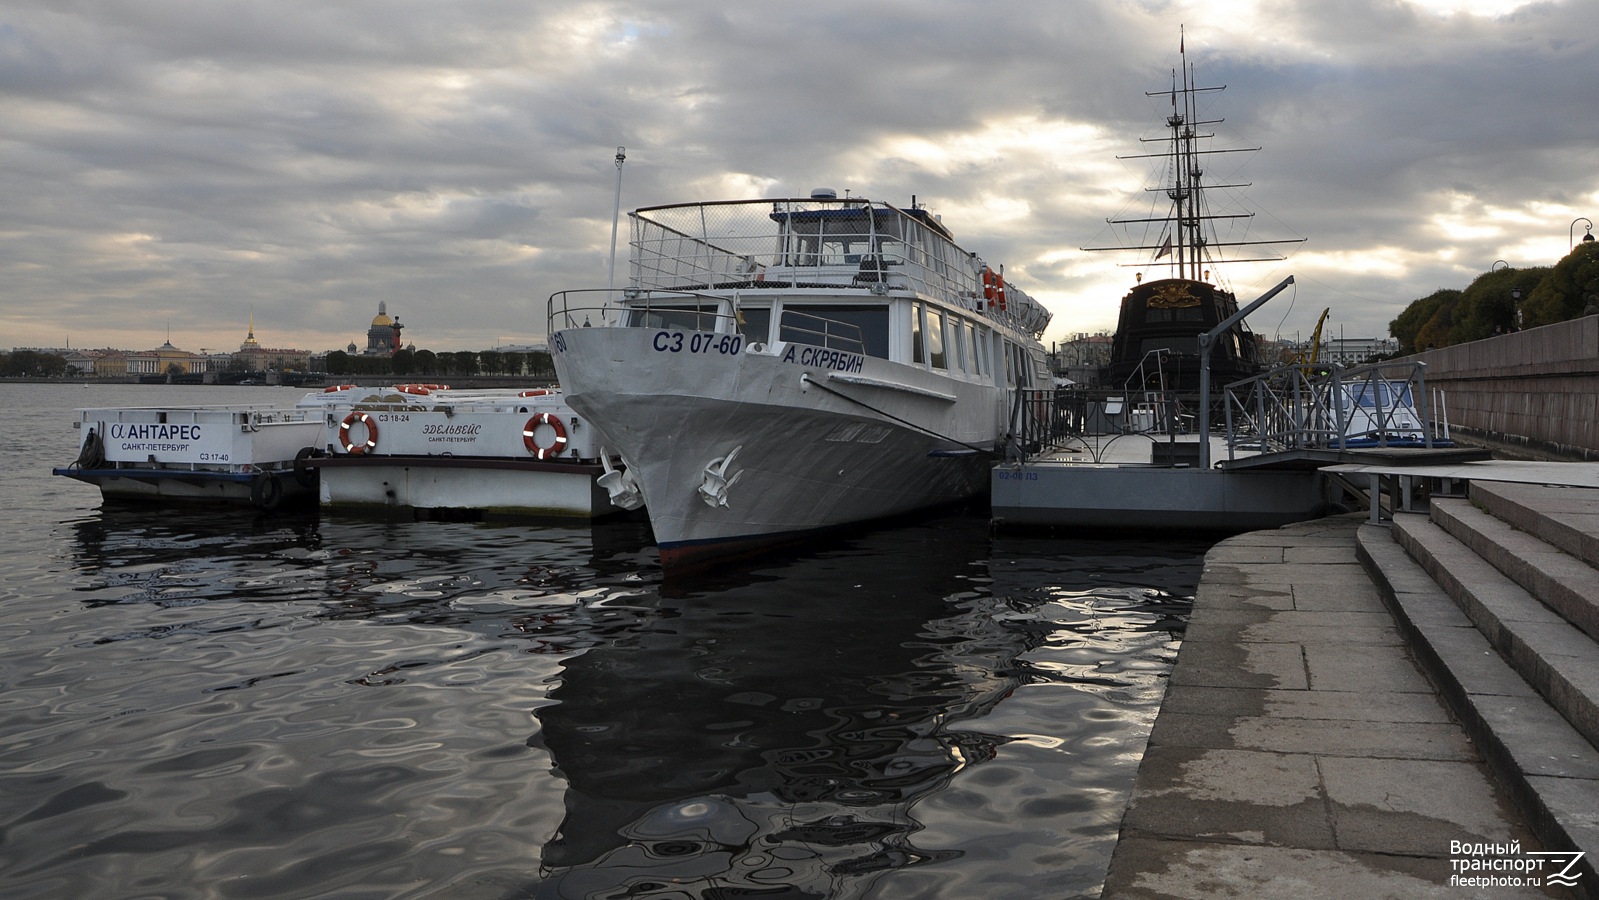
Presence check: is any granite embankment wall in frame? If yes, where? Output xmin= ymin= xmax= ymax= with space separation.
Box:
xmin=1408 ymin=315 xmax=1599 ymax=461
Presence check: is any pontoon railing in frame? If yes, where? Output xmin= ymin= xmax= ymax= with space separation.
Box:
xmin=1221 ymin=359 xmax=1446 ymax=460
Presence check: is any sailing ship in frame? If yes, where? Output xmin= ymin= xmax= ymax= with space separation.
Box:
xmin=1084 ymin=34 xmax=1302 ymax=395
xmin=549 ymin=189 xmax=1052 ymax=568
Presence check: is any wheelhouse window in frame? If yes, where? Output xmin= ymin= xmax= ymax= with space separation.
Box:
xmin=777 ymin=207 xmax=878 ymax=267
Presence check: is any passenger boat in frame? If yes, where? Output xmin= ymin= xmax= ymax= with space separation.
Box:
xmin=54 ymin=385 xmax=634 ymax=518
xmin=53 ymin=403 xmax=324 ymax=508
xmin=304 ymin=384 xmax=631 ymax=518
xmin=1083 ymin=33 xmax=1303 ymax=396
xmin=549 ymin=189 xmax=1053 ymax=568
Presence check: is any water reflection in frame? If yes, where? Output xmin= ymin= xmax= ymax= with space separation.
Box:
xmin=530 ymin=522 xmax=1202 ymax=899
xmin=27 ymin=503 xmax=1203 ymax=899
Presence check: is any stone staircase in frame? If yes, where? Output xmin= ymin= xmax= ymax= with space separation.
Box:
xmin=1357 ymin=480 xmax=1599 ymax=891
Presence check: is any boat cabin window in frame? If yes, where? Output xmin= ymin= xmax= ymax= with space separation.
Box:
xmin=926 ymin=307 xmax=948 ymax=370
xmin=777 ymin=304 xmax=888 ymax=358
xmin=911 ymin=305 xmax=925 ymax=364
xmin=966 ymin=322 xmax=983 ymax=376
xmin=737 ymin=306 xmax=771 ymax=342
xmin=1142 ymin=306 xmax=1204 ymax=323
xmin=948 ymin=315 xmax=968 ymax=372
xmin=1348 ymin=382 xmax=1411 ymax=409
xmin=628 ymin=304 xmax=723 ymax=333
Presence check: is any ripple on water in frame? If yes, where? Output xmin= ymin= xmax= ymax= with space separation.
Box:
xmin=0 ymin=392 xmax=1207 ymax=900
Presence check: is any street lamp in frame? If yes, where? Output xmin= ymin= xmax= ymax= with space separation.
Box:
xmin=1573 ymin=217 xmax=1594 ymax=251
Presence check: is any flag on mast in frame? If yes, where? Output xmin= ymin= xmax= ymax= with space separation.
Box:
xmin=1155 ymin=234 xmax=1173 ymax=259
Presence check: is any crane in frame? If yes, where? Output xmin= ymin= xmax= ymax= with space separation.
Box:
xmin=1293 ymin=308 xmax=1330 ymax=366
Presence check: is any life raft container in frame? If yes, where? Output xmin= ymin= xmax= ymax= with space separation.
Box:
xmin=522 ymin=413 xmax=568 ymax=460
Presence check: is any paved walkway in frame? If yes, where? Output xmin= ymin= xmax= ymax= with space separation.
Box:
xmin=1101 ymin=514 xmax=1563 ymax=898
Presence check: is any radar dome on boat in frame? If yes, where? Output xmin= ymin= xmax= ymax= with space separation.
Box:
xmin=809 ymin=188 xmax=838 ymax=200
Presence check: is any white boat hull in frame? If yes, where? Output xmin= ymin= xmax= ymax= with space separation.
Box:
xmin=554 ymin=327 xmax=1000 ymax=566
xmin=303 ymin=386 xmax=623 ymax=519
xmin=316 ymin=457 xmax=615 ymax=518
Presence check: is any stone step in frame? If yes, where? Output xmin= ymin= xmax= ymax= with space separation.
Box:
xmin=1472 ymin=481 xmax=1599 ymax=570
xmin=1393 ymin=510 xmax=1599 ymax=752
xmin=1356 ymin=522 xmax=1599 ymax=888
xmin=1431 ymin=496 xmax=1599 ymax=643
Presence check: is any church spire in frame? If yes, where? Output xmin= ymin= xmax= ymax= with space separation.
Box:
xmin=241 ymin=309 xmax=261 ymax=351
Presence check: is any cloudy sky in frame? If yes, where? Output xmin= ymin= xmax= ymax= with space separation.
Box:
xmin=2 ymin=0 xmax=1594 ymax=355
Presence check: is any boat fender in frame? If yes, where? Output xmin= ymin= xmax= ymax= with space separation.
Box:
xmin=250 ymin=473 xmax=282 ymax=510
xmin=339 ymin=411 xmax=379 ymax=455
xmin=522 ymin=413 xmax=568 ymax=460
xmin=75 ymin=428 xmax=106 ymax=469
xmin=293 ymin=447 xmax=323 ymax=489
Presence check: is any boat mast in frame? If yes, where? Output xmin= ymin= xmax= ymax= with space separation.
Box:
xmin=1083 ymin=30 xmax=1302 ymax=280
xmin=606 ymin=146 xmax=626 ymax=322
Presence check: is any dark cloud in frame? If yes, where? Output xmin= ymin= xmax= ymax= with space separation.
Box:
xmin=0 ymin=0 xmax=1594 ymax=353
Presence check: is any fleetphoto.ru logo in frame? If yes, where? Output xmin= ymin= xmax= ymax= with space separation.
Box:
xmin=1449 ymin=840 xmax=1584 ymax=889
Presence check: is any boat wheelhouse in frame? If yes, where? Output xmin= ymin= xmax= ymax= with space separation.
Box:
xmin=550 ymin=190 xmax=1052 ymax=568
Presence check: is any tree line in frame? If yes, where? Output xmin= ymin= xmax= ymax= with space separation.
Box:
xmin=0 ymin=350 xmax=72 ymax=378
xmin=1 ymin=348 xmax=557 ymax=379
xmin=323 ymin=349 xmax=556 ymax=378
xmin=1390 ymin=241 xmax=1599 ymax=355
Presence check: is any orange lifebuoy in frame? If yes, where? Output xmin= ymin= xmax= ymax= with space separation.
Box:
xmin=518 ymin=389 xmax=551 ymax=397
xmin=339 ymin=411 xmax=379 ymax=455
xmin=981 ymin=267 xmax=1008 ymax=311
xmin=324 ymin=384 xmax=358 ymax=392
xmin=522 ymin=413 xmax=568 ymax=460
xmin=396 ymin=384 xmax=430 ymax=396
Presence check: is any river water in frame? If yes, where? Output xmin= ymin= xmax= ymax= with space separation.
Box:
xmin=0 ymin=383 xmax=1208 ymax=899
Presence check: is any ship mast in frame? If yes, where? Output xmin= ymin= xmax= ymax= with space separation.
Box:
xmin=1083 ymin=32 xmax=1302 ymax=283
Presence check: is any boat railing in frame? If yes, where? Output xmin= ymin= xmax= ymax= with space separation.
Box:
xmin=622 ymin=199 xmax=1052 ymax=337
xmin=1220 ymin=359 xmax=1448 ymax=458
xmin=630 ymin=199 xmax=964 ymax=300
xmin=548 ymin=288 xmax=737 ymax=333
